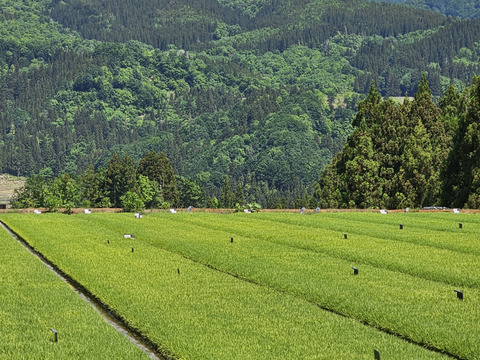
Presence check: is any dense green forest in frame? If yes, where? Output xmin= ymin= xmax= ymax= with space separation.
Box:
xmin=370 ymin=0 xmax=480 ymax=19
xmin=3 ymin=0 xmax=480 ymax=208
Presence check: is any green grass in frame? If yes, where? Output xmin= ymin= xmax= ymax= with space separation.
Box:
xmin=2 ymin=212 xmax=475 ymax=359
xmin=0 ymin=222 xmax=149 ymax=360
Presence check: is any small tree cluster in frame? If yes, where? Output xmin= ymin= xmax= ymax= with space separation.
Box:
xmin=12 ymin=151 xmax=203 ymax=212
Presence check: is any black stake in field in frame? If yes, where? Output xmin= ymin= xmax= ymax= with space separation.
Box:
xmin=399 ymin=223 xmax=403 ymax=230
xmin=177 ymin=268 xmax=180 ymax=275
xmin=106 ymin=239 xmax=110 ymax=244
xmin=459 ymin=223 xmax=463 ymax=229
xmin=454 ymin=289 xmax=463 ymax=300
xmin=131 ymin=247 xmax=134 ymax=253
xmin=352 ymin=267 xmax=358 ymax=275
xmin=51 ymin=328 xmax=58 ymax=342
xmin=343 ymin=233 xmax=348 ymax=239
xmin=374 ymin=349 xmax=380 ymax=360
xmin=230 ymin=237 xmax=233 ymax=243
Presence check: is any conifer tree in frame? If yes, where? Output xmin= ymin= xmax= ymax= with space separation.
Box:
xmin=318 ymin=76 xmax=450 ymax=209
xmin=442 ymin=76 xmax=480 ymax=208
xmin=235 ymin=183 xmax=245 ymax=207
xmin=82 ymin=165 xmax=108 ymax=207
xmin=105 ymin=153 xmax=137 ymax=207
xmin=219 ymin=175 xmax=235 ymax=208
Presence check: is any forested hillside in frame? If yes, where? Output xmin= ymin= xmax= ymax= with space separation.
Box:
xmin=3 ymin=0 xmax=480 ymax=208
xmin=370 ymin=0 xmax=480 ymax=19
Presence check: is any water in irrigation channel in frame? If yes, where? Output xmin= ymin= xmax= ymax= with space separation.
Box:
xmin=0 ymin=221 xmax=164 ymax=360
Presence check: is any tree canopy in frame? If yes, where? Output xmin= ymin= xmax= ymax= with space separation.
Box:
xmin=317 ymin=74 xmax=480 ymax=209
xmin=4 ymin=0 xmax=480 ymax=208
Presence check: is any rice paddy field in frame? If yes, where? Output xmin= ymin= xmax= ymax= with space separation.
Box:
xmin=1 ymin=211 xmax=479 ymax=359
xmin=0 ymin=220 xmax=149 ymax=360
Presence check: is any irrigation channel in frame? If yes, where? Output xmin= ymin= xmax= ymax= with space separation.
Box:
xmin=0 ymin=221 xmax=165 ymax=360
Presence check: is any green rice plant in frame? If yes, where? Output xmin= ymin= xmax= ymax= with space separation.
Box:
xmin=0 ymin=222 xmax=149 ymax=360
xmin=72 ymin=212 xmax=480 ymax=359
xmin=269 ymin=211 xmax=480 ymax=255
xmin=164 ymin=212 xmax=480 ymax=288
xmin=0 ymin=213 xmax=452 ymax=360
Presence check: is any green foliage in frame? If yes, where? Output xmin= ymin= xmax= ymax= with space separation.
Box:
xmin=177 ymin=176 xmax=204 ymax=207
xmin=318 ymin=78 xmax=452 ymax=209
xmin=369 ymin=0 xmax=480 ymax=19
xmin=81 ymin=166 xmax=109 ymax=207
xmin=137 ymin=151 xmax=178 ymax=206
xmin=219 ymin=175 xmax=235 ymax=208
xmin=137 ymin=174 xmax=162 ymax=209
xmin=11 ymin=173 xmax=81 ymax=211
xmin=105 ymin=154 xmax=137 ymax=208
xmin=441 ymin=76 xmax=480 ymax=208
xmin=11 ymin=152 xmax=182 ymax=210
xmin=11 ymin=175 xmax=45 ymax=208
xmin=4 ymin=0 xmax=480 ymax=209
xmin=246 ymin=201 xmax=262 ymax=212
xmin=216 ymin=0 xmax=270 ymax=17
xmin=120 ymin=191 xmax=145 ymax=212
xmin=206 ymin=196 xmax=220 ymax=209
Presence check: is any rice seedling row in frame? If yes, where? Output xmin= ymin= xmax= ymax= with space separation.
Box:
xmin=0 ymin=213 xmax=454 ymax=360
xmin=0 ymin=221 xmax=150 ymax=360
xmin=77 ymin=212 xmax=480 ymax=359
xmin=273 ymin=211 xmax=480 ymax=256
xmin=165 ymin=212 xmax=480 ymax=289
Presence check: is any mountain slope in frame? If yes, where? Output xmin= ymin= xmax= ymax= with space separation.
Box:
xmin=2 ymin=0 xmax=480 ymax=206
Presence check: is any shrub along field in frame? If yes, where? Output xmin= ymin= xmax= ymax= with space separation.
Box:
xmin=1 ymin=211 xmax=478 ymax=359
xmin=0 ymin=222 xmax=149 ymax=359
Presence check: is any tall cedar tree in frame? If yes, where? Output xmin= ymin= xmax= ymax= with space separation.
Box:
xmin=442 ymin=76 xmax=480 ymax=208
xmin=317 ymin=76 xmax=450 ymax=209
xmin=105 ymin=153 xmax=137 ymax=207
xmin=219 ymin=175 xmax=235 ymax=208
